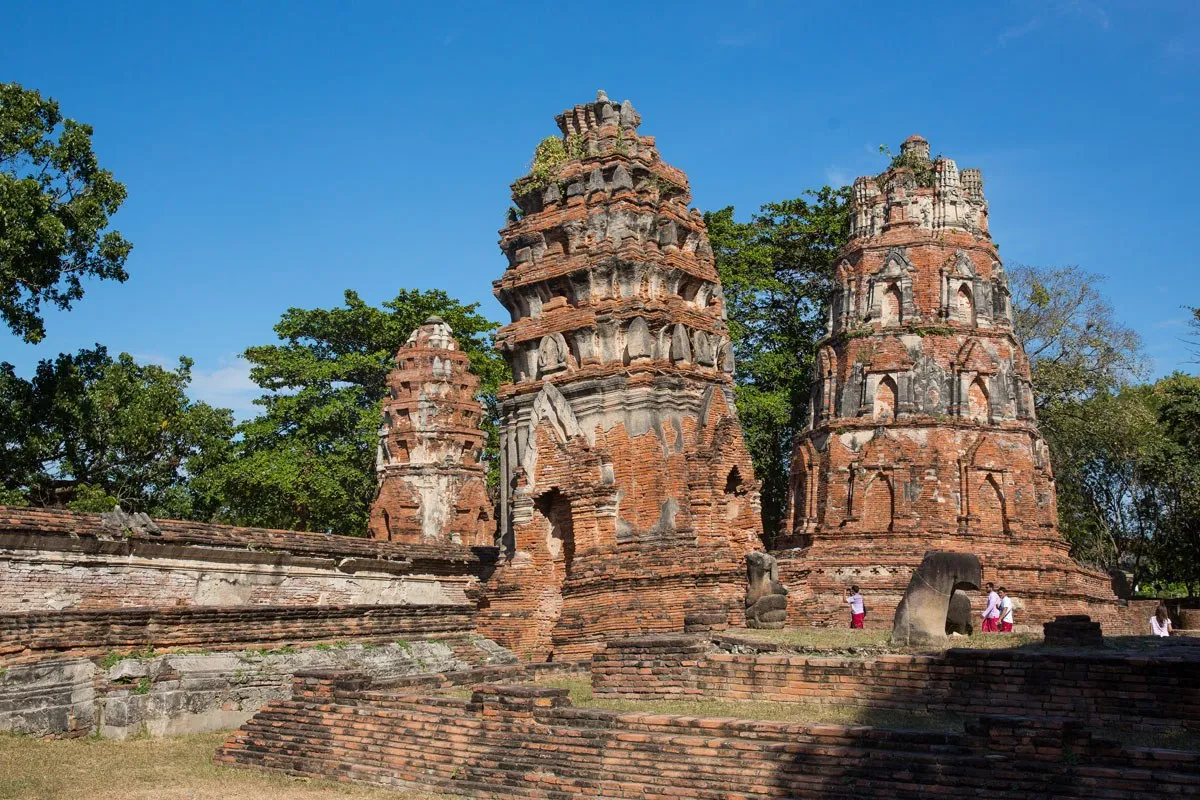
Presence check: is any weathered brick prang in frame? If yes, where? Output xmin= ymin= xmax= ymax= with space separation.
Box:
xmin=367 ymin=316 xmax=494 ymax=545
xmin=479 ymin=92 xmax=763 ymax=660
xmin=781 ymin=135 xmax=1122 ymax=629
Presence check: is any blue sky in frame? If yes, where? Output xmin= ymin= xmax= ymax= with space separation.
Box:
xmin=3 ymin=0 xmax=1197 ymax=417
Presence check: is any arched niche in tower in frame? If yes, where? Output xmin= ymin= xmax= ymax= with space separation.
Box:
xmin=881 ymin=283 xmax=902 ymax=326
xmin=975 ymin=472 xmax=1010 ymax=535
xmin=868 ymin=247 xmax=917 ymax=325
xmin=967 ymin=376 xmax=990 ymax=423
xmin=862 ymin=471 xmax=895 ymax=533
xmin=954 ymin=283 xmax=976 ymax=326
xmin=874 ymin=375 xmax=898 ymax=422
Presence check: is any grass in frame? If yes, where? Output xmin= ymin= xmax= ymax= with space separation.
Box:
xmin=735 ymin=627 xmax=1044 ymax=652
xmin=444 ymin=676 xmax=964 ymax=732
xmin=0 ymin=731 xmax=450 ymax=800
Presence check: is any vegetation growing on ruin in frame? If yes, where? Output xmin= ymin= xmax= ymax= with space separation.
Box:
xmin=876 ymin=144 xmax=937 ymax=188
xmin=511 ymin=134 xmax=586 ymax=197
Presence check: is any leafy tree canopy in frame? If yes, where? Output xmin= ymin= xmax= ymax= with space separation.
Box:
xmin=1 ymin=83 xmax=131 ymax=343
xmin=210 ymin=289 xmax=504 ymax=535
xmin=0 ymin=347 xmax=234 ymax=516
xmin=1009 ymin=264 xmax=1144 ymax=409
xmin=706 ymin=187 xmax=852 ymax=541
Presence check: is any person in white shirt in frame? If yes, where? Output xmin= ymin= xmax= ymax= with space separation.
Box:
xmin=997 ymin=587 xmax=1014 ymax=633
xmin=980 ymin=583 xmax=1001 ymax=633
xmin=845 ymin=585 xmax=865 ymax=629
xmin=1150 ymin=604 xmax=1173 ymax=637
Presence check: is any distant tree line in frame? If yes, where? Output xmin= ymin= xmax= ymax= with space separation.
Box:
xmin=1 ymin=82 xmax=1196 ymax=596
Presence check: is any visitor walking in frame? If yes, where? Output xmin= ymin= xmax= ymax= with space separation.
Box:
xmin=1150 ymin=603 xmax=1173 ymax=637
xmin=981 ymin=583 xmax=1001 ymax=633
xmin=845 ymin=585 xmax=866 ymax=629
xmin=997 ymin=587 xmax=1014 ymax=632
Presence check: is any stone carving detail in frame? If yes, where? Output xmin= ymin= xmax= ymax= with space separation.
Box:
xmin=100 ymin=506 xmax=161 ymax=537
xmin=745 ymin=552 xmax=788 ymax=629
xmin=891 ymin=551 xmax=982 ymax=646
xmin=537 ymin=333 xmax=570 ymax=376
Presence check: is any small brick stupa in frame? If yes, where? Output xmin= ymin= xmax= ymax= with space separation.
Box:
xmin=367 ymin=316 xmax=494 ymax=546
xmin=477 ymin=91 xmax=763 ymax=660
xmin=777 ymin=135 xmax=1119 ymax=628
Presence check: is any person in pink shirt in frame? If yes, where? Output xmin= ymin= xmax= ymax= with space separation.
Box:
xmin=845 ymin=585 xmax=865 ymax=629
xmin=980 ymin=583 xmax=1001 ymax=633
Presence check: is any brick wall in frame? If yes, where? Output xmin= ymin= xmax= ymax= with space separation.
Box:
xmin=216 ymin=677 xmax=1200 ymax=799
xmin=0 ymin=603 xmax=476 ymax=664
xmin=592 ymin=635 xmax=1200 ymax=735
xmin=0 ymin=506 xmax=496 ymax=613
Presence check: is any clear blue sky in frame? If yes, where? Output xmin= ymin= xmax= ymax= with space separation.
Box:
xmin=3 ymin=0 xmax=1197 ymax=416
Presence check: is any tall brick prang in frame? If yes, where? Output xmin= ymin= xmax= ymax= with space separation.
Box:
xmin=477 ymin=91 xmax=763 ymax=660
xmin=778 ymin=135 xmax=1119 ymax=628
xmin=367 ymin=317 xmax=494 ymax=546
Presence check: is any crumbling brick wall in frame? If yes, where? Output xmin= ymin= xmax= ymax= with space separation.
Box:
xmin=0 ymin=506 xmax=496 ymax=613
xmin=217 ymin=676 xmax=1200 ymax=798
xmin=591 ymin=635 xmax=1200 ymax=735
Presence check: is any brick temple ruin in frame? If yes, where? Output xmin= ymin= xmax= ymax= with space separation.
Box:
xmin=476 ymin=91 xmax=763 ymax=661
xmin=4 ymin=91 xmax=1196 ymax=800
xmin=775 ymin=135 xmax=1122 ymax=629
xmin=368 ymin=315 xmax=494 ymax=546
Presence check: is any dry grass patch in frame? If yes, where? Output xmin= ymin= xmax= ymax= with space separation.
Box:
xmin=0 ymin=731 xmax=449 ymax=800
xmin=528 ymin=676 xmax=964 ymax=731
xmin=736 ymin=627 xmax=1043 ymax=652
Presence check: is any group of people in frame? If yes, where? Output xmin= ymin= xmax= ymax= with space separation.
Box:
xmin=841 ymin=583 xmax=1015 ymax=632
xmin=980 ymin=583 xmax=1015 ymax=632
xmin=843 ymin=583 xmax=1176 ymax=637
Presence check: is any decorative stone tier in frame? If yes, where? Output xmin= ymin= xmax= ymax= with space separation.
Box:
xmin=781 ymin=136 xmax=1120 ymax=627
xmin=217 ymin=671 xmax=1200 ymax=798
xmin=481 ymin=93 xmax=762 ymax=660
xmin=368 ymin=316 xmax=494 ymax=546
xmin=0 ymin=602 xmax=477 ymax=665
xmin=590 ymin=634 xmax=1200 ymax=736
xmin=0 ymin=506 xmax=497 ymax=612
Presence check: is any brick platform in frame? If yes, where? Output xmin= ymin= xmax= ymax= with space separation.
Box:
xmin=591 ymin=635 xmax=1200 ymax=736
xmin=217 ymin=674 xmax=1200 ymax=798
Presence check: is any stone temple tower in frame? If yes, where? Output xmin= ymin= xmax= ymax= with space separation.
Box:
xmin=777 ymin=135 xmax=1118 ymax=628
xmin=367 ymin=316 xmax=494 ymax=546
xmin=476 ymin=91 xmax=763 ymax=660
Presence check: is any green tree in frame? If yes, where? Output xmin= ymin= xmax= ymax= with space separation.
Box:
xmin=1142 ymin=374 xmax=1200 ymax=596
xmin=211 ymin=289 xmax=504 ymax=535
xmin=1009 ymin=264 xmax=1144 ymax=409
xmin=1008 ymin=264 xmax=1153 ymax=570
xmin=1 ymin=83 xmax=132 ymax=343
xmin=0 ymin=347 xmax=235 ymax=517
xmin=706 ymin=187 xmax=853 ymax=542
